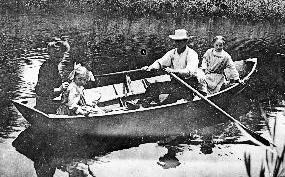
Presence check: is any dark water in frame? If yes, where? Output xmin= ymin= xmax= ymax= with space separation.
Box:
xmin=0 ymin=12 xmax=285 ymax=176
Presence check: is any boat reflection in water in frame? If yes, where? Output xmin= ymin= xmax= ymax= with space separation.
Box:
xmin=12 ymin=126 xmax=159 ymax=176
xmin=13 ymin=126 xmax=224 ymax=176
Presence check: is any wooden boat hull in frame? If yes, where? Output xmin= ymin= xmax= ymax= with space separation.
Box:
xmin=13 ymin=98 xmax=229 ymax=136
xmin=13 ymin=58 xmax=257 ymax=138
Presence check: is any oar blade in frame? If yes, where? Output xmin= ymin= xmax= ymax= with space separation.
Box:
xmin=235 ymin=122 xmax=273 ymax=147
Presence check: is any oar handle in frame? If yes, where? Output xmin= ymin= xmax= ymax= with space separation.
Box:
xmin=168 ymin=72 xmax=235 ymax=121
xmin=94 ymin=68 xmax=144 ymax=77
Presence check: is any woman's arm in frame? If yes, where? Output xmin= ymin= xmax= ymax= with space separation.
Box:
xmin=226 ymin=55 xmax=240 ymax=82
xmin=201 ymin=50 xmax=210 ymax=72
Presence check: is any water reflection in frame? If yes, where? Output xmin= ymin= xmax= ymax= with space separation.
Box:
xmin=157 ymin=146 xmax=181 ymax=169
xmin=15 ymin=57 xmax=45 ymax=100
xmin=12 ymin=126 xmax=156 ymax=176
xmin=0 ymin=45 xmax=24 ymax=138
xmin=11 ymin=112 xmax=254 ymax=176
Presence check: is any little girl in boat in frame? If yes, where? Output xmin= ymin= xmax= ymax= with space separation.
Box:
xmin=56 ymin=64 xmax=104 ymax=116
xmin=201 ymin=36 xmax=242 ymax=94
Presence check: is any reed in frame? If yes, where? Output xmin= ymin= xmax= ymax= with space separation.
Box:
xmin=244 ymin=100 xmax=285 ymax=177
xmin=1 ymin=0 xmax=285 ymax=21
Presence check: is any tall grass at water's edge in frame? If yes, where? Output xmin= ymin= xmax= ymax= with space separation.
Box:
xmin=244 ymin=100 xmax=285 ymax=177
xmin=1 ymin=0 xmax=285 ymax=22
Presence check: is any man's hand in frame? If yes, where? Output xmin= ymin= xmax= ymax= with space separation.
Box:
xmin=164 ymin=67 xmax=176 ymax=73
xmin=141 ymin=66 xmax=149 ymax=71
xmin=142 ymin=62 xmax=161 ymax=71
xmin=238 ymin=79 xmax=245 ymax=85
xmin=141 ymin=65 xmax=158 ymax=72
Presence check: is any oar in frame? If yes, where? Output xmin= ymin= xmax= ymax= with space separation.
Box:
xmin=94 ymin=68 xmax=144 ymax=77
xmin=166 ymin=71 xmax=273 ymax=147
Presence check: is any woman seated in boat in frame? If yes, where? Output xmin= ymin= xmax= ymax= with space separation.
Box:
xmin=201 ymin=36 xmax=242 ymax=94
xmin=56 ymin=64 xmax=104 ymax=116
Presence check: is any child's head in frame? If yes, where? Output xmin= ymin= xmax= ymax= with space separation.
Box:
xmin=213 ymin=36 xmax=225 ymax=52
xmin=69 ymin=64 xmax=92 ymax=86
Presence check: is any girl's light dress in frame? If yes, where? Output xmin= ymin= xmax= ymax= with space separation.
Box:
xmin=202 ymin=48 xmax=240 ymax=94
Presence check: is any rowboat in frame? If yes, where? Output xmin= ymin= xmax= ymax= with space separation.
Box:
xmin=13 ymin=58 xmax=258 ymax=138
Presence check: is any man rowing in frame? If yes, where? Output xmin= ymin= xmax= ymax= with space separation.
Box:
xmin=141 ymin=29 xmax=207 ymax=105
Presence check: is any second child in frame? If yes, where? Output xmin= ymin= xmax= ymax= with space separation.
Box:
xmin=56 ymin=64 xmax=104 ymax=116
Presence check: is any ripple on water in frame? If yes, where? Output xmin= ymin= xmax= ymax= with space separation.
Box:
xmin=14 ymin=58 xmax=45 ymax=100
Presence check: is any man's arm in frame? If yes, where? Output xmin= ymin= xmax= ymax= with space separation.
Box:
xmin=142 ymin=50 xmax=174 ymax=71
xmin=180 ymin=50 xmax=199 ymax=76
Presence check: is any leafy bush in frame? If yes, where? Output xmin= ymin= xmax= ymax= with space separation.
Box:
xmin=1 ymin=0 xmax=285 ymax=21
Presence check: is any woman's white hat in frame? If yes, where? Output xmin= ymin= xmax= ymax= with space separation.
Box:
xmin=169 ymin=29 xmax=191 ymax=40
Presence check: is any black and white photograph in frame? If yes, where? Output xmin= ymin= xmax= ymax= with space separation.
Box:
xmin=0 ymin=0 xmax=285 ymax=176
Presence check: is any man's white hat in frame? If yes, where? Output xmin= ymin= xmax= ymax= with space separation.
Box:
xmin=169 ymin=29 xmax=191 ymax=40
